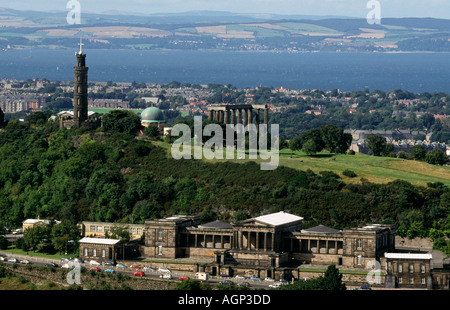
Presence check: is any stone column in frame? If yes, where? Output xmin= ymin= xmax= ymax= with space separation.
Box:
xmin=237 ymin=109 xmax=242 ymax=124
xmin=208 ymin=110 xmax=213 ymax=121
xmin=264 ymin=108 xmax=269 ymax=125
xmin=247 ymin=108 xmax=252 ymax=126
xmin=219 ymin=111 xmax=223 ymax=123
xmin=255 ymin=109 xmax=260 ymax=133
xmin=264 ymin=232 xmax=267 ymax=251
xmin=231 ymin=109 xmax=236 ymax=125
xmin=243 ymin=109 xmax=248 ymax=126
xmin=224 ymin=110 xmax=228 ymax=124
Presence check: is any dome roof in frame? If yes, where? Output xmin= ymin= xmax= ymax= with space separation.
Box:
xmin=141 ymin=107 xmax=165 ymax=122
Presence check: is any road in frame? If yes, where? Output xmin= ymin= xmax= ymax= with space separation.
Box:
xmin=0 ymin=251 xmax=280 ymax=289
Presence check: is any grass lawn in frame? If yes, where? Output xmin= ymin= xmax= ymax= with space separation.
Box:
xmin=153 ymin=140 xmax=450 ymax=187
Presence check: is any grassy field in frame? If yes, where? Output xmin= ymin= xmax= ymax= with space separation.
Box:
xmin=278 ymin=150 xmax=450 ymax=187
xmin=154 ymin=140 xmax=450 ymax=187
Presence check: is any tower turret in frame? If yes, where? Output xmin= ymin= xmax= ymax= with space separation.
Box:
xmin=73 ymin=39 xmax=88 ymax=127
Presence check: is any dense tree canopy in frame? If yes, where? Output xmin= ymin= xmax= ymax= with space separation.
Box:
xmin=0 ymin=111 xmax=448 ymax=257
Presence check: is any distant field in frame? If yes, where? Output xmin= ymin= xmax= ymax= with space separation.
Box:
xmin=154 ymin=140 xmax=450 ymax=187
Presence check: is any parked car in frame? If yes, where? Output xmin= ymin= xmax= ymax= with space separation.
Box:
xmin=220 ymin=273 xmax=230 ymax=277
xmin=133 ymin=271 xmax=145 ymax=277
xmin=89 ymin=260 xmax=100 ymax=266
xmin=178 ymin=275 xmax=189 ymax=281
xmin=129 ymin=265 xmax=140 ymax=270
xmin=104 ymin=261 xmax=115 ymax=266
xmin=359 ymin=285 xmax=371 ymax=290
xmin=219 ymin=280 xmax=233 ymax=285
xmin=8 ymin=258 xmax=18 ymax=263
xmin=104 ymin=269 xmax=115 ymax=273
xmin=20 ymin=259 xmax=30 ymax=265
xmin=89 ymin=267 xmax=101 ymax=272
xmin=45 ymin=262 xmax=58 ymax=268
xmin=280 ymin=279 xmax=289 ymax=284
xmin=73 ymin=258 xmax=84 ymax=264
xmin=143 ymin=266 xmax=155 ymax=272
xmin=269 ymin=283 xmax=281 ymax=288
xmin=239 ymin=282 xmax=250 ymax=287
xmin=264 ymin=277 xmax=275 ymax=282
xmin=160 ymin=273 xmax=172 ymax=279
xmin=116 ymin=263 xmax=126 ymax=268
xmin=235 ymin=275 xmax=245 ymax=280
xmin=158 ymin=267 xmax=171 ymax=273
xmin=250 ymin=276 xmax=262 ymax=281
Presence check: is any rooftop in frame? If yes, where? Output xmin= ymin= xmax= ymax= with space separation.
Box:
xmin=253 ymin=211 xmax=303 ymax=227
xmin=79 ymin=237 xmax=121 ymax=245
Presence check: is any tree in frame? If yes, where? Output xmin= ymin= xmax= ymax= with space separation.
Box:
xmin=411 ymin=144 xmax=426 ymax=160
xmin=302 ymin=139 xmax=318 ymax=155
xmin=320 ymin=125 xmax=351 ymax=153
xmin=289 ymin=136 xmax=303 ymax=152
xmin=300 ymin=128 xmax=325 ymax=152
xmin=102 ymin=110 xmax=142 ymax=135
xmin=366 ymin=134 xmax=386 ymax=156
xmin=425 ymin=149 xmax=448 ymax=165
xmin=321 ymin=264 xmax=346 ymax=290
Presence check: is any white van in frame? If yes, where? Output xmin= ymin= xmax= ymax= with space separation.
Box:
xmin=196 ymin=272 xmax=209 ymax=280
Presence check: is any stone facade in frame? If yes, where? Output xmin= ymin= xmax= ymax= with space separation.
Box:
xmin=140 ymin=212 xmax=398 ymax=281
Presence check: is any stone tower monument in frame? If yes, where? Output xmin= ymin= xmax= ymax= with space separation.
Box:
xmin=73 ymin=38 xmax=88 ymax=127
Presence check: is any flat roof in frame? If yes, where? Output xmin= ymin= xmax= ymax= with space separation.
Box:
xmin=79 ymin=237 xmax=121 ymax=245
xmin=254 ymin=211 xmax=303 ymax=226
xmin=385 ymin=253 xmax=432 ymax=260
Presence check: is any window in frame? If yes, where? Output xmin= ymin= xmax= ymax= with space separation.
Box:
xmin=104 ymin=226 xmax=110 ymax=234
xmin=157 ymin=229 xmax=163 ymax=241
xmin=356 ymin=239 xmax=362 ymax=250
xmin=131 ymin=227 xmax=136 ymax=235
xmin=158 ymin=245 xmax=163 ymax=255
xmin=421 ymin=277 xmax=426 ymax=285
xmin=97 ymin=226 xmax=102 ymax=233
xmin=420 ymin=264 xmax=426 ymax=273
xmin=398 ymin=277 xmax=402 ymax=284
xmin=397 ymin=263 xmax=403 ymax=273
xmin=84 ymin=248 xmax=88 ymax=256
xmin=357 ymin=255 xmax=362 ymax=265
xmin=409 ymin=277 xmax=414 ymax=284
xmin=93 ymin=249 xmax=97 ymax=257
xmin=90 ymin=225 xmax=95 ymax=232
xmin=409 ymin=263 xmax=414 ymax=274
xmin=137 ymin=228 xmax=142 ymax=235
xmin=102 ymin=249 xmax=105 ymax=258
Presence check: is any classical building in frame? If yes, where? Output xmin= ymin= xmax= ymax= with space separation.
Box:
xmin=80 ymin=221 xmax=145 ymax=240
xmin=207 ymin=104 xmax=269 ymax=129
xmin=384 ymin=253 xmax=433 ymax=289
xmin=140 ymin=106 xmax=166 ymax=132
xmin=78 ymin=237 xmax=124 ymax=263
xmin=140 ymin=211 xmax=396 ymax=280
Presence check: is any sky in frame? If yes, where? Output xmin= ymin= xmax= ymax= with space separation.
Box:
xmin=0 ymin=0 xmax=449 ymax=19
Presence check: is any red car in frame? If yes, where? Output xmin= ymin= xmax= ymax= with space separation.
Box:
xmin=133 ymin=271 xmax=145 ymax=277
xmin=129 ymin=265 xmax=140 ymax=270
xmin=178 ymin=275 xmax=189 ymax=281
xmin=89 ymin=267 xmax=101 ymax=272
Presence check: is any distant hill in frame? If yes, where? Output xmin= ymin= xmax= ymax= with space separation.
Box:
xmin=0 ymin=8 xmax=449 ymax=52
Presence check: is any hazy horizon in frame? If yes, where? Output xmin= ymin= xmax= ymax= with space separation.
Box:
xmin=0 ymin=0 xmax=449 ymax=20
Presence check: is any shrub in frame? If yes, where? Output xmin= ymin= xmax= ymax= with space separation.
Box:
xmin=342 ymin=169 xmax=357 ymax=178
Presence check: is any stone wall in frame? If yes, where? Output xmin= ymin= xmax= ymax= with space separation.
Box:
xmin=395 ymin=236 xmax=433 ymax=250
